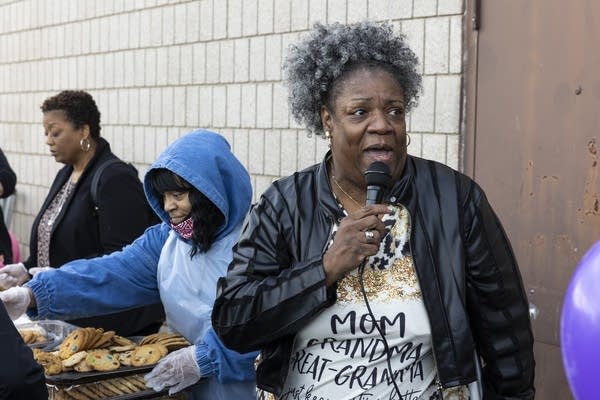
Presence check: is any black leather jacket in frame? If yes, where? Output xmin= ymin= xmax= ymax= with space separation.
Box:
xmin=212 ymin=154 xmax=535 ymax=399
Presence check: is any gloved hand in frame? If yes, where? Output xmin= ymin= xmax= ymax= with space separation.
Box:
xmin=0 ymin=286 xmax=31 ymax=320
xmin=145 ymin=345 xmax=202 ymax=394
xmin=0 ymin=263 xmax=30 ymax=290
xmin=29 ymin=267 xmax=53 ymax=276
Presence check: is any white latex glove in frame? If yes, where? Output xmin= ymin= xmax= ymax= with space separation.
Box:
xmin=0 ymin=263 xmax=30 ymax=290
xmin=0 ymin=286 xmax=31 ymax=320
xmin=145 ymin=345 xmax=202 ymax=394
xmin=29 ymin=267 xmax=53 ymax=276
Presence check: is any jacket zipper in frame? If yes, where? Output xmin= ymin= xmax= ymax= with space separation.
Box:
xmin=321 ymin=215 xmax=336 ymax=254
xmin=397 ymin=200 xmax=444 ymax=399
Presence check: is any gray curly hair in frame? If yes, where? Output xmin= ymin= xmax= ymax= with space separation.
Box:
xmin=283 ymin=21 xmax=422 ymax=136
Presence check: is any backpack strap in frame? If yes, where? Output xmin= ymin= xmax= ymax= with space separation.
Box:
xmin=91 ymin=158 xmax=131 ymax=214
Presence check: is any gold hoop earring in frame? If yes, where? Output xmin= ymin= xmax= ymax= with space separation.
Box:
xmin=324 ymin=130 xmax=332 ymax=148
xmin=406 ymin=134 xmax=411 ymax=147
xmin=80 ymin=138 xmax=91 ymax=152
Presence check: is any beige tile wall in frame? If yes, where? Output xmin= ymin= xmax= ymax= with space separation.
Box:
xmin=0 ymin=0 xmax=464 ymax=260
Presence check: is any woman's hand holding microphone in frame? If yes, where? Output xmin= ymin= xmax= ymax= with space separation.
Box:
xmin=322 ymin=204 xmax=391 ymax=286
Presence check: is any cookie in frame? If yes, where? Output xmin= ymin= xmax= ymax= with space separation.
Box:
xmin=154 ymin=343 xmax=168 ymax=357
xmin=109 ymin=344 xmax=136 ymax=352
xmin=115 ymin=376 xmax=139 ymax=393
xmin=85 ymin=350 xmax=120 ymax=372
xmin=20 ymin=329 xmax=47 ymax=344
xmin=112 ymin=335 xmax=136 ymax=347
xmin=130 ymin=344 xmax=166 ymax=366
xmin=19 ymin=329 xmax=34 ymax=343
xmin=99 ymin=380 xmax=126 ymax=396
xmin=125 ymin=375 xmax=148 ymax=390
xmin=66 ymin=388 xmax=94 ymax=400
xmin=59 ymin=329 xmax=87 ymax=360
xmin=73 ymin=358 xmax=94 ymax=372
xmin=159 ymin=337 xmax=191 ymax=352
xmin=51 ymin=390 xmax=73 ymax=400
xmin=62 ymin=351 xmax=88 ymax=368
xmin=139 ymin=333 xmax=160 ymax=345
xmin=89 ymin=382 xmax=114 ymax=398
xmin=82 ymin=327 xmax=102 ymax=349
xmin=34 ymin=351 xmax=63 ymax=375
xmin=91 ymin=330 xmax=115 ymax=348
xmin=75 ymin=385 xmax=102 ymax=400
xmin=117 ymin=350 xmax=133 ymax=366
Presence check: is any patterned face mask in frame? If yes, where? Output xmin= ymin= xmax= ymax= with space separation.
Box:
xmin=170 ymin=217 xmax=194 ymax=240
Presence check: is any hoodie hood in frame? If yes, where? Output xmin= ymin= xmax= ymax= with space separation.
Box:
xmin=144 ymin=130 xmax=252 ymax=240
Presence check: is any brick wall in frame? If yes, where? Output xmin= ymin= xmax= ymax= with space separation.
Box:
xmin=0 ymin=0 xmax=464 ymax=260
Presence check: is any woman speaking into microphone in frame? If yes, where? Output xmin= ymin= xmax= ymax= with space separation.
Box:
xmin=212 ymin=21 xmax=535 ymax=400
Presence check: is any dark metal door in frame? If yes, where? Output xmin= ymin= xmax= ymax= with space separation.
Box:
xmin=464 ymin=1 xmax=600 ymax=398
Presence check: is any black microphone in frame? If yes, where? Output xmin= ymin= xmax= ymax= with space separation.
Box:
xmin=364 ymin=162 xmax=391 ymax=205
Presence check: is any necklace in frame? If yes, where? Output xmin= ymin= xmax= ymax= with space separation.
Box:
xmin=47 ymin=181 xmax=73 ymax=226
xmin=332 ymin=174 xmax=362 ymax=209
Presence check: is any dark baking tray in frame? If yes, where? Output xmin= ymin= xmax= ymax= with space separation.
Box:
xmin=101 ymin=390 xmax=168 ymax=400
xmin=98 ymin=391 xmax=167 ymax=400
xmin=48 ymin=385 xmax=168 ymax=400
xmin=45 ymin=364 xmax=156 ymax=386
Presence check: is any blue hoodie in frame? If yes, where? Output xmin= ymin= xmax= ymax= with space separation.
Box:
xmin=144 ymin=130 xmax=251 ymax=241
xmin=27 ymin=130 xmax=257 ymax=399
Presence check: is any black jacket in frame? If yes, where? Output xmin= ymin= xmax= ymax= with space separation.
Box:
xmin=212 ymin=154 xmax=535 ymax=399
xmin=25 ymin=138 xmax=164 ymax=335
xmin=0 ymin=303 xmax=48 ymax=399
xmin=25 ymin=138 xmax=153 ymax=268
xmin=0 ymin=148 xmax=16 ymax=265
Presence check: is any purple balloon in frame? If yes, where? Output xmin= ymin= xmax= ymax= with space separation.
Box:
xmin=561 ymin=240 xmax=600 ymax=399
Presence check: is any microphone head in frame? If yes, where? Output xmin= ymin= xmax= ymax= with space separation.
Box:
xmin=364 ymin=162 xmax=391 ymax=189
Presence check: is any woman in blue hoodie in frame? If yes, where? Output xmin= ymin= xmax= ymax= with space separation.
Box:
xmin=0 ymin=130 xmax=257 ymax=399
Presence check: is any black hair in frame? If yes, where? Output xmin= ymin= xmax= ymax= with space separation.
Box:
xmin=148 ymin=169 xmax=224 ymax=257
xmin=41 ymin=90 xmax=101 ymax=138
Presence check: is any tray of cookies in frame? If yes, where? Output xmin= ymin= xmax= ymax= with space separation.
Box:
xmin=35 ymin=327 xmax=191 ymax=399
xmin=47 ymin=375 xmax=191 ymax=400
xmin=46 ymin=373 xmax=180 ymax=400
xmin=16 ymin=319 xmax=79 ymax=351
